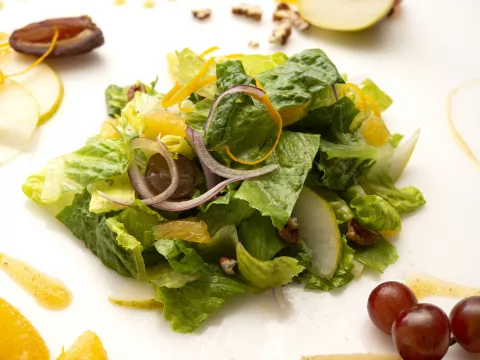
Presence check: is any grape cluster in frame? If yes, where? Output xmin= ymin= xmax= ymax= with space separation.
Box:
xmin=367 ymin=281 xmax=480 ymax=359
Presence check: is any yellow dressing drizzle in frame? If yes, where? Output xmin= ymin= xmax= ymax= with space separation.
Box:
xmin=108 ymin=297 xmax=163 ymax=310
xmin=405 ymin=273 xmax=480 ymax=300
xmin=446 ymin=78 xmax=480 ymax=169
xmin=114 ymin=0 xmax=126 ymax=5
xmin=0 ymin=253 xmax=72 ymax=310
xmin=143 ymin=0 xmax=155 ymax=8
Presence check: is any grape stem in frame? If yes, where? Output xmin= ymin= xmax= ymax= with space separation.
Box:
xmin=449 ymin=337 xmax=458 ymax=347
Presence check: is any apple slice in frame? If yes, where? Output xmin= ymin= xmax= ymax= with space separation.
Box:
xmin=298 ymin=0 xmax=395 ymax=32
xmin=0 ymin=51 xmax=63 ymax=125
xmin=0 ymin=79 xmax=39 ymax=164
xmin=292 ymin=186 xmax=342 ymax=279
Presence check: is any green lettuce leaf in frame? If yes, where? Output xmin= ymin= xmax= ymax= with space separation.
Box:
xmin=238 ymin=52 xmax=288 ymax=76
xmin=236 ymin=243 xmax=304 ymax=288
xmin=154 ymin=265 xmax=258 ymax=333
xmin=389 ymin=133 xmax=404 ymax=148
xmin=171 ymin=48 xmax=216 ymax=99
xmin=199 ymin=191 xmax=254 ymax=235
xmin=289 ymin=96 xmax=359 ymax=134
xmin=184 ymin=98 xmax=212 ymax=132
xmin=256 ymin=49 xmax=344 ymax=125
xmin=235 ymin=131 xmax=320 ymax=228
xmin=56 ymin=190 xmax=147 ymax=279
xmin=197 ymin=225 xmax=239 ymax=262
xmin=277 ymin=240 xmax=313 ymax=268
xmin=23 ymin=136 xmax=131 ymax=205
xmin=343 ymin=185 xmax=401 ymax=231
xmin=311 ymin=186 xmax=354 ymax=225
xmin=88 ymin=174 xmax=135 ymax=214
xmin=360 ymin=79 xmax=393 ymax=112
xmin=105 ymin=84 xmax=129 ymax=118
xmin=154 ymin=240 xmax=209 ymax=276
xmin=314 ymin=139 xmax=377 ymax=191
xmin=353 ymin=237 xmax=398 ymax=273
xmin=238 ymin=211 xmax=286 ymax=261
xmin=216 ymin=60 xmax=255 ymax=92
xmin=304 ymin=237 xmax=355 ymax=291
xmin=149 ymin=263 xmax=198 ymax=288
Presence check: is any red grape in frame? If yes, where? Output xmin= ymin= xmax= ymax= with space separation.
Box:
xmin=450 ymin=296 xmax=480 ymax=353
xmin=392 ymin=303 xmax=451 ymax=360
xmin=367 ymin=281 xmax=418 ymax=334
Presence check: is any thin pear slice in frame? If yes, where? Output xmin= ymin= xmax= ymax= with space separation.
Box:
xmin=0 ymin=79 xmax=39 ymax=164
xmin=298 ymin=0 xmax=395 ymax=32
xmin=292 ymin=186 xmax=342 ymax=279
xmin=390 ymin=129 xmax=420 ymax=182
xmin=0 ymin=51 xmax=63 ymax=125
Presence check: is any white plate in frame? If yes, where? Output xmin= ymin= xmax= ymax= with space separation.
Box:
xmin=1 ymin=0 xmax=479 ymax=359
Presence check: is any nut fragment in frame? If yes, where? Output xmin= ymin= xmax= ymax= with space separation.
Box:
xmin=232 ymin=3 xmax=262 ymax=21
xmin=292 ymin=11 xmax=311 ymax=31
xmin=273 ymin=9 xmax=291 ymax=22
xmin=127 ymin=83 xmax=146 ymax=101
xmin=346 ymin=219 xmax=379 ymax=247
xmin=192 ymin=8 xmax=211 ymax=20
xmin=273 ymin=4 xmax=311 ymax=32
xmin=9 ymin=16 xmax=104 ymax=58
xmin=219 ymin=257 xmax=238 ymax=276
xmin=276 ymin=2 xmax=291 ymax=11
xmin=248 ymin=40 xmax=259 ymax=49
xmin=278 ymin=217 xmax=299 ymax=244
xmin=269 ymin=21 xmax=292 ymax=45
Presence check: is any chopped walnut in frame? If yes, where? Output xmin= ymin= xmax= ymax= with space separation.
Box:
xmin=220 ymin=257 xmax=238 ymax=276
xmin=278 ymin=217 xmax=299 ymax=244
xmin=192 ymin=8 xmax=211 ymax=20
xmin=248 ymin=40 xmax=259 ymax=49
xmin=232 ymin=3 xmax=262 ymax=21
xmin=273 ymin=9 xmax=291 ymax=22
xmin=292 ymin=11 xmax=311 ymax=31
xmin=276 ymin=2 xmax=291 ymax=11
xmin=346 ymin=219 xmax=379 ymax=247
xmin=269 ymin=21 xmax=292 ymax=45
xmin=127 ymin=83 xmax=146 ymax=101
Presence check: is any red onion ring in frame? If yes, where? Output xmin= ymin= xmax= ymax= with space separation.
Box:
xmin=188 ymin=127 xmax=279 ymax=179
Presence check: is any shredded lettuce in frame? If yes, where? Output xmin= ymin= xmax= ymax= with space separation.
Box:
xmin=105 ymin=84 xmax=129 ymax=118
xmin=238 ymin=52 xmax=288 ymax=76
xmin=361 ymin=79 xmax=393 ymax=112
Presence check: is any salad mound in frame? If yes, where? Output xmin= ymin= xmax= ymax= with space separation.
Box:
xmin=22 ymin=47 xmax=425 ymax=333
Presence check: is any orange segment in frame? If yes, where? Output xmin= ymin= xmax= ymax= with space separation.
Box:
xmin=0 ymin=298 xmax=50 ymax=360
xmin=57 ymin=331 xmax=107 ymax=360
xmin=361 ymin=116 xmax=390 ymax=147
xmin=142 ymin=111 xmax=186 ymax=139
xmin=152 ymin=219 xmax=211 ymax=243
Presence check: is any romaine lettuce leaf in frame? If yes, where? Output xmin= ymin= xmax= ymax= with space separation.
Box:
xmin=56 ymin=190 xmax=147 ymax=279
xmin=353 ymin=237 xmax=398 ymax=273
xmin=343 ymin=185 xmax=401 ymax=231
xmin=199 ymin=192 xmax=254 ymax=235
xmin=256 ymin=49 xmax=344 ymax=125
xmin=238 ymin=52 xmax=288 ymax=76
xmin=105 ymin=84 xmax=129 ymax=118
xmin=149 ymin=263 xmax=198 ymax=288
xmin=361 ymin=79 xmax=393 ymax=112
xmin=216 ymin=60 xmax=255 ymax=93
xmin=23 ymin=136 xmax=131 ymax=205
xmin=309 ymin=185 xmax=354 ymax=225
xmin=154 ymin=265 xmax=258 ymax=333
xmin=88 ymin=174 xmax=135 ymax=214
xmin=289 ymin=96 xmax=359 ymax=134
xmin=235 ymin=131 xmax=320 ymax=229
xmin=184 ymin=98 xmax=212 ymax=132
xmin=197 ymin=225 xmax=238 ymax=262
xmin=236 ymin=243 xmax=304 ymax=288
xmin=277 ymin=240 xmax=313 ymax=268
xmin=304 ymin=237 xmax=355 ymax=291
xmin=314 ymin=139 xmax=377 ymax=191
xmin=389 ymin=133 xmax=404 ymax=148
xmin=155 ymin=240 xmax=209 ymax=276
xmin=238 ymin=211 xmax=286 ymax=261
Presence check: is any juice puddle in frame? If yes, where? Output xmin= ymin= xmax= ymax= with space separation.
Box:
xmin=0 ymin=253 xmax=72 ymax=310
xmin=405 ymin=273 xmax=480 ymax=300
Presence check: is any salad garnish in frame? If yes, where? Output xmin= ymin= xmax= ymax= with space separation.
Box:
xmin=23 ymin=47 xmax=426 ymax=333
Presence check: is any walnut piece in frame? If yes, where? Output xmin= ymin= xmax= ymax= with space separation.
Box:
xmin=192 ymin=8 xmax=211 ymax=20
xmin=220 ymin=257 xmax=238 ymax=276
xmin=232 ymin=3 xmax=262 ymax=21
xmin=248 ymin=40 xmax=259 ymax=49
xmin=127 ymin=83 xmax=146 ymax=101
xmin=278 ymin=217 xmax=299 ymax=244
xmin=346 ymin=219 xmax=379 ymax=247
xmin=269 ymin=21 xmax=292 ymax=45
xmin=292 ymin=11 xmax=311 ymax=31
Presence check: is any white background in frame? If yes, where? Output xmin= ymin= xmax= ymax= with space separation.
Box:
xmin=1 ymin=0 xmax=479 ymax=359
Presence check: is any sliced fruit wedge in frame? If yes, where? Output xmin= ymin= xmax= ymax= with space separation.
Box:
xmin=0 ymin=51 xmax=63 ymax=125
xmin=390 ymin=129 xmax=420 ymax=182
xmin=298 ymin=0 xmax=395 ymax=32
xmin=0 ymin=79 xmax=39 ymax=165
xmin=292 ymin=186 xmax=342 ymax=279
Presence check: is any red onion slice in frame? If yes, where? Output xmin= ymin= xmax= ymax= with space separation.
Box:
xmin=97 ymin=137 xmax=179 ymax=206
xmin=190 ymin=128 xmax=279 ymax=179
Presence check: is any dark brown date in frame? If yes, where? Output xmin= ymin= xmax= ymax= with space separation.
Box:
xmin=9 ymin=16 xmax=104 ymax=58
